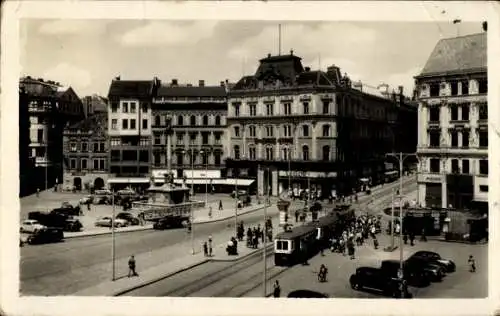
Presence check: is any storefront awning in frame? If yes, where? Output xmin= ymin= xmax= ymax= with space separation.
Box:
xmin=107 ymin=178 xmax=150 ymax=184
xmin=224 ymin=178 xmax=255 ymax=186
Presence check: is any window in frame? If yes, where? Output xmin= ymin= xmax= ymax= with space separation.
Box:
xmin=122 ymin=119 xmax=128 ymax=129
xmin=82 ymin=143 xmax=88 ymax=152
xmin=479 ymin=185 xmax=488 ymax=192
xmin=283 ymin=103 xmax=291 ymax=115
xmin=155 ymin=115 xmax=161 ymax=126
xmin=478 ymin=78 xmax=487 ymax=94
xmin=276 ymin=240 xmax=288 ymax=251
xmin=303 ymin=102 xmax=309 ymax=114
xmin=190 ymin=133 xmax=196 ymax=144
xmin=178 ymin=115 xmax=184 ymax=126
xmin=153 ymin=153 xmax=161 ymax=166
xmin=100 ymin=159 xmax=105 ymax=170
xmin=122 ymin=102 xmax=129 ymax=113
xmin=234 ymin=126 xmax=240 ymax=137
xmin=322 ymin=125 xmax=330 ymax=137
xmin=302 ymin=125 xmax=309 ymax=137
xmin=234 ymin=104 xmax=240 ymax=117
xmin=203 ymin=115 xmax=208 ymax=126
xmin=214 ymin=153 xmax=221 ymax=165
xmin=93 ymin=159 xmax=99 ymax=170
xmin=322 ymin=100 xmax=329 ymax=114
xmin=70 ymin=159 xmax=76 ymax=169
xmin=479 ymin=159 xmax=488 ymax=175
xmin=450 ymin=81 xmax=458 ymax=96
xmin=266 ymin=126 xmax=273 ymax=137
xmin=479 ymin=103 xmax=488 ymax=120
xmin=302 ymin=145 xmax=309 ymax=161
xmin=190 ymin=115 xmax=196 ymax=126
xmin=283 ymin=125 xmax=292 ymax=137
xmin=462 ymin=131 xmax=469 ymax=148
xmin=462 ymin=159 xmax=470 ymax=174
xmin=249 ymin=126 xmax=256 ymax=137
xmin=141 ymin=103 xmax=148 ymax=113
xmin=265 ymin=146 xmax=274 ymax=160
xmin=130 ymin=119 xmax=136 ymax=130
xmin=111 ymin=103 xmax=118 ymax=113
xmin=110 ymin=138 xmax=120 ymax=146
xmin=249 ymin=104 xmax=257 ymax=116
xmin=249 ymin=147 xmax=256 ymax=160
xmin=461 ymin=80 xmax=469 ymax=95
xmin=282 ymin=147 xmax=290 ymax=160
xmin=202 ymin=153 xmax=208 ymax=165
xmin=215 ymin=134 xmax=221 ymax=144
xmin=429 ymin=83 xmax=440 ymax=97
xmin=130 ymin=102 xmax=136 ymax=113
xmin=266 ymin=103 xmax=273 ymax=116
xmin=154 ymin=135 xmax=161 ymax=145
xmin=479 ymin=131 xmax=488 ymax=147
xmin=451 ymin=106 xmax=458 ymax=121
xmin=451 ymin=159 xmax=459 ymax=173
xmin=111 ymin=119 xmax=118 ymax=130
xmin=451 ymin=131 xmax=458 ymax=147
xmin=461 ymin=104 xmax=470 ymax=121
xmin=92 ymin=142 xmax=98 ymax=153
xmin=139 ymin=138 xmax=149 ymax=146
xmin=234 ymin=145 xmax=240 ymax=159
xmin=430 ymin=158 xmax=440 ymax=173
xmin=81 ymin=159 xmax=88 ymax=170
xmin=202 ymin=133 xmax=209 ymax=144
xmin=176 ymin=133 xmax=183 ymax=145
xmin=322 ymin=146 xmax=330 ymax=161
xmin=100 ymin=142 xmax=105 ymax=152
xmin=142 ymin=119 xmax=148 ymax=129
xmin=176 ymin=153 xmax=183 ymax=165
xmin=70 ymin=143 xmax=77 ymax=152
xmin=429 ymin=131 xmax=440 ymax=147
xmin=429 ymin=107 xmax=440 ymax=122
xmin=215 ymin=115 xmax=221 ymax=125
xmin=37 ymin=129 xmax=44 ymax=143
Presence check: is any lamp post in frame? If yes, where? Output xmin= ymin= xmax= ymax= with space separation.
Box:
xmin=182 ymin=149 xmax=195 ymax=255
xmin=200 ymin=149 xmax=210 ymax=206
xmin=234 ymin=175 xmax=238 ymax=237
xmin=262 ymin=166 xmax=270 ymax=297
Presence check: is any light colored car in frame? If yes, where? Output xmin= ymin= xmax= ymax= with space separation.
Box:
xmin=79 ymin=195 xmax=93 ymax=204
xmin=94 ymin=216 xmax=128 ymax=228
xmin=20 ymin=219 xmax=46 ymax=233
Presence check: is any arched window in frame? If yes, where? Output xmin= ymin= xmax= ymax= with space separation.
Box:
xmin=155 ymin=115 xmax=161 ymax=127
xmin=302 ymin=145 xmax=309 ymax=161
xmin=248 ymin=146 xmax=256 ymax=160
xmin=190 ymin=115 xmax=196 ymax=126
xmin=322 ymin=146 xmax=330 ymax=161
xmin=234 ymin=145 xmax=240 ymax=159
xmin=215 ymin=115 xmax=221 ymax=126
xmin=322 ymin=124 xmax=330 ymax=137
xmin=249 ymin=125 xmax=256 ymax=137
xmin=265 ymin=146 xmax=274 ymax=160
xmin=177 ymin=115 xmax=184 ymax=126
xmin=203 ymin=115 xmax=209 ymax=126
xmin=282 ymin=146 xmax=290 ymax=160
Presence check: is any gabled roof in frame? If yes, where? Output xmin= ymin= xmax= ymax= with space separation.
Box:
xmin=156 ymin=85 xmax=226 ymax=98
xmin=418 ymin=33 xmax=486 ymax=77
xmin=107 ymin=79 xmax=153 ymax=99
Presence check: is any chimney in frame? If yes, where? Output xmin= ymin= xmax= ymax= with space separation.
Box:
xmin=199 ymin=80 xmax=205 ymax=87
xmin=305 ymin=67 xmax=311 ymax=72
xmin=171 ymin=79 xmax=178 ymax=86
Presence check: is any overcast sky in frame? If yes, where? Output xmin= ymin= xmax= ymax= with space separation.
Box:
xmin=20 ymin=19 xmax=483 ymax=97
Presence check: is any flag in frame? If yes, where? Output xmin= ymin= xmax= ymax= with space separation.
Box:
xmin=453 ymin=19 xmax=462 ymax=24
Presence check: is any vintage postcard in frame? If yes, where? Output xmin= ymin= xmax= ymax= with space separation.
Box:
xmin=1 ymin=1 xmax=498 ymax=316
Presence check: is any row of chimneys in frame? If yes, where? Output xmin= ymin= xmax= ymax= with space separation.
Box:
xmin=169 ymin=78 xmax=228 ymax=88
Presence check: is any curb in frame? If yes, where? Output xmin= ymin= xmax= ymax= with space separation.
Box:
xmin=64 ymin=204 xmax=269 ymax=239
xmin=114 ymin=244 xmax=274 ymax=296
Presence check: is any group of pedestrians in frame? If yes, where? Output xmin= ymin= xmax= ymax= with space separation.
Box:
xmin=246 ymin=225 xmax=265 ymax=249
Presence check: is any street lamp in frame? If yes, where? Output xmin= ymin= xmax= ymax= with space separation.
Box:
xmin=200 ymin=149 xmax=210 ymax=206
xmin=182 ymin=148 xmax=195 ymax=255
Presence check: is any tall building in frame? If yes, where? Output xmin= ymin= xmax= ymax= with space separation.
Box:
xmin=62 ymin=112 xmax=108 ymax=191
xmin=150 ymin=79 xmax=228 ymax=189
xmin=225 ymin=52 xmax=416 ymax=197
xmin=415 ymin=32 xmax=487 ymax=211
xmin=19 ymin=76 xmax=84 ymax=196
xmin=106 ymin=77 xmax=160 ymax=190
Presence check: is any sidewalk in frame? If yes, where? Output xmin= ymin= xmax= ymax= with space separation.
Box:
xmin=73 ymin=214 xmax=281 ymax=296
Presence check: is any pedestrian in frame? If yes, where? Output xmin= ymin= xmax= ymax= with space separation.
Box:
xmin=208 ymin=235 xmax=213 ymax=257
xmin=273 ymin=280 xmax=281 ymax=298
xmin=295 ymin=210 xmax=299 ymax=222
xmin=370 ymin=225 xmax=376 ymax=239
xmin=219 ymin=200 xmax=223 ymax=211
xmin=468 ymin=255 xmax=476 ymax=272
xmin=208 ymin=206 xmax=212 ymax=219
xmin=36 ymin=188 xmax=40 ymax=198
xmin=203 ymin=241 xmax=208 ymax=257
xmin=87 ymin=202 xmax=91 ymax=211
xmin=409 ymin=232 xmax=415 ymax=246
xmin=347 ymin=238 xmax=355 ymax=260
xmin=403 ymin=233 xmax=408 ymax=245
xmin=373 ymin=237 xmax=379 ymax=250
xmin=420 ymin=227 xmax=427 ymax=242
xmin=128 ymin=255 xmax=138 ymax=277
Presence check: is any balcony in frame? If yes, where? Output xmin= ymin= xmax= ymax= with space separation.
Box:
xmin=417 ymin=146 xmax=487 ymax=157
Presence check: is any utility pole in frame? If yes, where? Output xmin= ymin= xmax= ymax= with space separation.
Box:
xmin=263 ymin=167 xmax=270 ymax=297
xmin=111 ymin=189 xmax=116 ymax=281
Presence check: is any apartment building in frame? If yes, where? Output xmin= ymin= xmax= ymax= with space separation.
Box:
xmin=415 ymin=32 xmax=487 ymax=211
xmin=225 ymin=52 xmax=416 ymax=197
xmin=150 ymin=79 xmax=228 ymax=190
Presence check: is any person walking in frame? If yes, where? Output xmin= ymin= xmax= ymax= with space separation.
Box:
xmin=273 ymin=280 xmax=281 ymax=297
xmin=347 ymin=238 xmax=355 ymax=260
xmin=409 ymin=232 xmax=415 ymax=246
xmin=203 ymin=241 xmax=208 ymax=257
xmin=468 ymin=255 xmax=476 ymax=272
xmin=218 ymin=200 xmax=223 ymax=211
xmin=128 ymin=255 xmax=138 ymax=277
xmin=420 ymin=227 xmax=427 ymax=242
xmin=208 ymin=235 xmax=213 ymax=257
xmin=36 ymin=188 xmax=40 ymax=198
xmin=295 ymin=209 xmax=299 ymax=223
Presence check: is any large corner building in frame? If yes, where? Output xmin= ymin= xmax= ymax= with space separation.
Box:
xmin=415 ymin=33 xmax=488 ymax=211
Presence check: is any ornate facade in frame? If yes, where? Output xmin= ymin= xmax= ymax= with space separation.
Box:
xmin=415 ymin=32 xmax=487 ymax=211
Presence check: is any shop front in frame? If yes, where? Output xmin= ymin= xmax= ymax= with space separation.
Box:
xmin=418 ymin=173 xmax=444 ymax=208
xmin=277 ymin=170 xmax=337 ymax=199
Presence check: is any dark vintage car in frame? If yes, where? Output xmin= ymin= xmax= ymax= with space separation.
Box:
xmin=407 ymin=251 xmax=456 ymax=273
xmin=153 ymin=216 xmax=188 ymax=230
xmin=26 ymin=228 xmax=64 ymax=245
xmin=28 ymin=211 xmax=83 ymax=232
xmin=287 ymin=290 xmax=329 ymax=298
xmin=53 ymin=202 xmax=82 ymax=216
xmin=350 ymin=267 xmax=413 ymax=298
xmin=116 ymin=212 xmax=140 ymax=225
xmin=380 ymin=259 xmax=438 ymax=286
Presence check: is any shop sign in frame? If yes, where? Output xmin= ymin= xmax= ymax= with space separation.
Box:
xmin=184 ymin=170 xmax=221 ymax=179
xmin=418 ymin=174 xmax=442 ymax=183
xmin=278 ymin=171 xmax=337 ymax=178
xmin=152 ymin=170 xmax=177 ymax=179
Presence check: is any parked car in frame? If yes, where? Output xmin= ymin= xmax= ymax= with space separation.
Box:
xmin=20 ymin=219 xmax=46 ymax=233
xmin=64 ymin=217 xmax=83 ymax=232
xmin=93 ymin=195 xmax=112 ymax=205
xmin=116 ymin=212 xmax=140 ymax=225
xmin=287 ymin=290 xmax=329 ymax=298
xmin=350 ymin=267 xmax=412 ymax=298
xmin=153 ymin=216 xmax=189 ymax=230
xmin=26 ymin=228 xmax=64 ymax=245
xmin=403 ymin=258 xmax=445 ymax=282
xmin=407 ymin=251 xmax=456 ymax=273
xmin=380 ymin=259 xmax=434 ymax=286
xmin=79 ymin=195 xmax=93 ymax=205
xmin=28 ymin=211 xmax=83 ymax=232
xmin=230 ymin=190 xmax=247 ymax=199
xmin=94 ymin=216 xmax=128 ymax=227
xmin=54 ymin=202 xmax=82 ymax=216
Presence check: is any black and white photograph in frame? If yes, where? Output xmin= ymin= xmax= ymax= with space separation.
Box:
xmin=1 ymin=1 xmax=498 ymax=316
